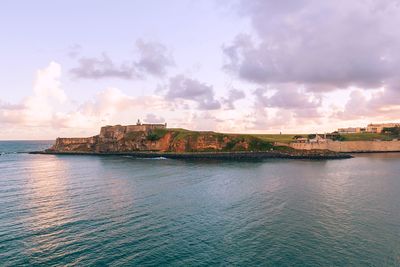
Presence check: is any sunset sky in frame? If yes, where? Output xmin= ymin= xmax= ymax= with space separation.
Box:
xmin=1 ymin=0 xmax=400 ymax=139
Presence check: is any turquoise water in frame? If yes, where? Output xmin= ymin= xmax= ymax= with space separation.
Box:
xmin=1 ymin=141 xmax=400 ymax=266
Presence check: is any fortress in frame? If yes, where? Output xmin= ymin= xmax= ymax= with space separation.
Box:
xmin=51 ymin=120 xmax=167 ymax=152
xmin=99 ymin=120 xmax=166 ymax=141
xmin=48 ymin=120 xmax=400 ymax=154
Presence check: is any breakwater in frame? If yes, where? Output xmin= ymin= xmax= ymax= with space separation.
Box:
xmin=30 ymin=150 xmax=352 ymax=160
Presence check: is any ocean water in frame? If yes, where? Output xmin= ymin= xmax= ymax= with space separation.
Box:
xmin=1 ymin=141 xmax=400 ymax=266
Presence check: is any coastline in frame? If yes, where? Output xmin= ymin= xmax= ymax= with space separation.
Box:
xmin=29 ymin=150 xmax=353 ymax=160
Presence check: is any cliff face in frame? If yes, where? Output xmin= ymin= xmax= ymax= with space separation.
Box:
xmin=48 ymin=126 xmax=275 ymax=153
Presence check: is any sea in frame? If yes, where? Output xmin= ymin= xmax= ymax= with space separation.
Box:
xmin=1 ymin=141 xmax=400 ymax=266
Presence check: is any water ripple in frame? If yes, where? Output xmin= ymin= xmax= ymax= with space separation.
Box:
xmin=1 ymin=142 xmax=400 ymax=266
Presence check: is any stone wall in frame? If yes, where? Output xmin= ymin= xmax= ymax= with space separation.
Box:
xmin=99 ymin=124 xmax=166 ymax=140
xmin=51 ymin=136 xmax=99 ymax=152
xmin=288 ymin=140 xmax=400 ymax=152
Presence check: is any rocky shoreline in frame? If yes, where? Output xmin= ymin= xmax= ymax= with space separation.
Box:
xmin=36 ymin=124 xmax=355 ymax=160
xmin=30 ymin=150 xmax=353 ymax=160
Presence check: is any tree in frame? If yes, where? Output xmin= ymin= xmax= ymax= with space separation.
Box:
xmin=383 ymin=127 xmax=400 ymax=136
xmin=308 ymin=134 xmax=316 ymax=139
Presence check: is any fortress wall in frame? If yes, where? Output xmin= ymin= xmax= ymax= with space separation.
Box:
xmin=51 ymin=136 xmax=98 ymax=152
xmin=100 ymin=124 xmax=166 ymax=139
xmin=99 ymin=125 xmax=127 ymax=139
xmin=55 ymin=137 xmax=97 ymax=145
xmin=289 ymin=140 xmax=400 ymax=152
xmin=126 ymin=124 xmax=166 ymax=132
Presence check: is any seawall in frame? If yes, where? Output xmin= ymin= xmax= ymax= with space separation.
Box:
xmin=286 ymin=140 xmax=400 ymax=152
xmin=31 ymin=150 xmax=352 ymax=160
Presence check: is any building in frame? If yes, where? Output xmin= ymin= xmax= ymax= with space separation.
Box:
xmin=293 ymin=136 xmax=308 ymax=143
xmin=338 ymin=127 xmax=366 ymax=134
xmin=309 ymin=134 xmax=327 ymax=143
xmin=366 ymin=123 xmax=400 ymax=134
xmin=337 ymin=123 xmax=400 ymax=134
xmin=292 ymin=135 xmax=327 ymax=144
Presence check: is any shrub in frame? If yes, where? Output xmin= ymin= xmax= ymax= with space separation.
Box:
xmin=146 ymin=129 xmax=168 ymax=141
xmin=331 ymin=134 xmax=345 ymax=141
xmin=224 ymin=138 xmax=242 ymax=151
xmin=383 ymin=127 xmax=400 ymax=136
xmin=248 ymin=138 xmax=273 ymax=151
xmin=308 ymin=134 xmax=316 ymax=139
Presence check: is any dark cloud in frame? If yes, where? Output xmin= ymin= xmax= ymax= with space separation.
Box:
xmin=67 ymin=44 xmax=82 ymax=58
xmin=166 ymin=75 xmax=221 ymax=110
xmin=224 ymin=0 xmax=400 ymax=90
xmin=222 ymin=88 xmax=245 ymax=109
xmin=70 ymin=53 xmax=138 ymax=80
xmin=70 ymin=40 xmax=173 ymax=79
xmin=135 ymin=39 xmax=174 ymax=77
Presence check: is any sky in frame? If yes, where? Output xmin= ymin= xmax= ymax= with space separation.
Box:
xmin=1 ymin=0 xmax=400 ymax=139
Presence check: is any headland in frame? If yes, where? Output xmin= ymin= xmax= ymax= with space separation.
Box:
xmin=34 ymin=122 xmax=351 ymax=160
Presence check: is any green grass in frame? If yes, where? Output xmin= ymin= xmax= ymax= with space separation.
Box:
xmin=248 ymin=137 xmax=274 ymax=151
xmin=163 ymin=130 xmax=299 ymax=144
xmin=253 ymin=133 xmax=397 ymax=142
xmin=146 ymin=128 xmax=169 ymax=141
xmin=340 ymin=133 xmax=394 ymax=141
xmin=132 ymin=127 xmax=399 ymax=145
xmin=252 ymin=134 xmax=299 ymax=144
xmin=173 ymin=131 xmax=199 ymax=142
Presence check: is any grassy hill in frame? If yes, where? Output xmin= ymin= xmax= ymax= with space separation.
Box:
xmin=152 ymin=129 xmax=399 ymax=145
xmin=339 ymin=133 xmax=394 ymax=141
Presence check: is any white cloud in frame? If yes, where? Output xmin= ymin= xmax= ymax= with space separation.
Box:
xmin=0 ymin=62 xmax=66 ymax=126
xmin=0 ymin=62 xmax=171 ymax=139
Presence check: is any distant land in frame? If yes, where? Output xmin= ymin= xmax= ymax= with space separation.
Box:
xmin=30 ymin=121 xmax=400 ymax=159
xmin=30 ymin=122 xmax=352 ymax=160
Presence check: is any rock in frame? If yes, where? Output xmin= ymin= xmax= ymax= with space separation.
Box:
xmin=44 ymin=123 xmax=351 ymax=160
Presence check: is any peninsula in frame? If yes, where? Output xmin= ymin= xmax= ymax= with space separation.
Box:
xmin=35 ymin=122 xmax=351 ymax=160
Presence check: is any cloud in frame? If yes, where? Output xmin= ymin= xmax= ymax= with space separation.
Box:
xmin=135 ymin=39 xmax=174 ymax=77
xmin=165 ymin=75 xmax=221 ymax=110
xmin=144 ymin=113 xmax=165 ymax=124
xmin=224 ymin=0 xmax=400 ymax=90
xmin=76 ymin=87 xmax=170 ymax=125
xmin=67 ymin=44 xmax=82 ymax=58
xmin=70 ymin=40 xmax=173 ymax=79
xmin=0 ymin=62 xmax=173 ymax=139
xmin=0 ymin=62 xmax=66 ymax=126
xmin=336 ymin=86 xmax=400 ymax=120
xmin=70 ymin=53 xmax=138 ymax=80
xmin=254 ymin=86 xmax=322 ymax=118
xmin=222 ymin=88 xmax=245 ymax=109
xmin=246 ymin=106 xmax=293 ymax=131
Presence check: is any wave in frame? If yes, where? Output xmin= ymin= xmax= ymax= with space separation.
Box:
xmin=122 ymin=156 xmax=167 ymax=160
xmin=0 ymin=152 xmax=18 ymax=155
